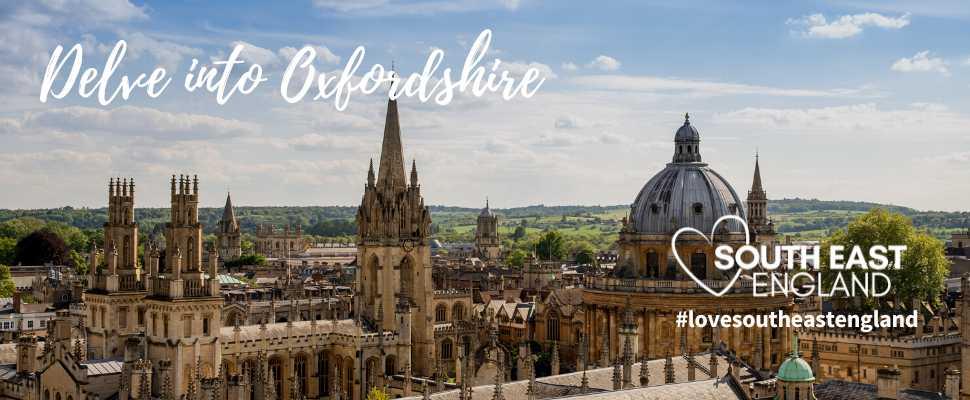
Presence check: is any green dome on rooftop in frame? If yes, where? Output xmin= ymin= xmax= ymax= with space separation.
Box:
xmin=776 ymin=334 xmax=815 ymax=383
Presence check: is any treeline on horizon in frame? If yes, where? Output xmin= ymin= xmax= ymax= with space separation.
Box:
xmin=0 ymin=198 xmax=966 ymax=239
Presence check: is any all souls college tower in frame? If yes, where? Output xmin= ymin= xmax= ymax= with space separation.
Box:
xmin=356 ymin=98 xmax=435 ymax=376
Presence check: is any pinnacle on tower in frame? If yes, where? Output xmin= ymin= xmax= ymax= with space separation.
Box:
xmin=751 ymin=151 xmax=764 ymax=193
xmin=367 ymin=158 xmax=375 ymax=186
xmin=376 ymin=98 xmax=406 ymax=189
xmin=410 ymin=159 xmax=418 ymax=187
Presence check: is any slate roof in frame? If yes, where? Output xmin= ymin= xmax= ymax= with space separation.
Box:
xmin=814 ymin=380 xmax=946 ymax=400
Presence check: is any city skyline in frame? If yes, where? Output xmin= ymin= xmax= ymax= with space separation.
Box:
xmin=2 ymin=1 xmax=969 ymax=211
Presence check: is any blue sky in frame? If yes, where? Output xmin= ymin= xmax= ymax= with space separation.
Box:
xmin=1 ymin=0 xmax=968 ymax=211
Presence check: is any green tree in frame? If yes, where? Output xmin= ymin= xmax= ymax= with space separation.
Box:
xmin=0 ymin=237 xmax=14 ymax=265
xmin=15 ymin=229 xmax=69 ymax=266
xmin=69 ymin=250 xmax=88 ymax=275
xmin=819 ymin=209 xmax=948 ymax=311
xmin=507 ymin=249 xmax=528 ymax=268
xmin=536 ymin=230 xmax=565 ymax=261
xmin=0 ymin=265 xmax=15 ymax=298
xmin=512 ymin=226 xmax=527 ymax=241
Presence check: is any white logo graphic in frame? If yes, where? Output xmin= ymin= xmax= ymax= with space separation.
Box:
xmin=670 ymin=215 xmax=750 ymax=297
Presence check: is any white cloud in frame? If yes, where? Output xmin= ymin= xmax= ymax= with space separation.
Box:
xmin=891 ymin=51 xmax=950 ymax=76
xmin=10 ymin=0 xmax=148 ymax=28
xmin=119 ymin=31 xmax=203 ymax=70
xmin=787 ymin=12 xmax=910 ymax=39
xmin=228 ymin=41 xmax=280 ymax=66
xmin=12 ymin=106 xmax=259 ymax=140
xmin=570 ymin=75 xmax=863 ymax=98
xmin=494 ymin=59 xmax=557 ymax=80
xmin=287 ymin=134 xmax=372 ymax=152
xmin=561 ymin=62 xmax=578 ymax=72
xmin=278 ymin=45 xmax=341 ymax=65
xmin=715 ymin=103 xmax=967 ymax=133
xmin=587 ymin=55 xmax=621 ymax=71
xmin=311 ymin=0 xmax=520 ymax=16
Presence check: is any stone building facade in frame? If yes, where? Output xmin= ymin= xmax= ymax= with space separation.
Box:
xmin=585 ymin=115 xmax=794 ymax=371
xmin=255 ymin=225 xmax=304 ymax=259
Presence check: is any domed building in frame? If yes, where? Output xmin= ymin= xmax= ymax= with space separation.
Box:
xmin=582 ymin=114 xmax=793 ymax=372
xmin=775 ymin=335 xmax=817 ymax=400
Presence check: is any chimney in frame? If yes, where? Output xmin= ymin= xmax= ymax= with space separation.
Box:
xmin=945 ymin=369 xmax=960 ymax=400
xmin=876 ymin=366 xmax=900 ymax=400
xmin=13 ymin=292 xmax=21 ymax=313
xmin=16 ymin=335 xmax=37 ymax=374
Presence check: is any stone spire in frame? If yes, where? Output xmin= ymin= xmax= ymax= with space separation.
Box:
xmin=620 ymin=297 xmax=635 ymax=389
xmin=550 ymin=341 xmax=560 ymax=376
xmin=492 ymin=362 xmax=505 ymax=400
xmin=160 ymin=361 xmax=173 ymax=400
xmin=639 ymin=356 xmax=649 ymax=386
xmin=612 ymin=361 xmax=621 ymax=390
xmin=525 ymin=353 xmax=537 ymax=400
xmin=265 ymin=366 xmax=277 ymax=400
xmin=410 ymin=159 xmax=418 ymax=187
xmin=686 ymin=348 xmax=696 ymax=381
xmin=751 ymin=151 xmax=764 ymax=193
xmin=580 ymin=333 xmax=590 ymax=391
xmin=367 ymin=158 xmax=375 ymax=186
xmin=622 ymin=335 xmax=633 ymax=388
xmin=664 ymin=351 xmax=674 ymax=384
xmin=709 ymin=348 xmax=719 ymax=378
xmin=186 ymin=358 xmax=200 ymax=400
xmin=221 ymin=192 xmax=237 ymax=229
xmin=377 ymin=98 xmax=406 ymax=189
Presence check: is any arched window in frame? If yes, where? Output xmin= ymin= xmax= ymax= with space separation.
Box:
xmin=317 ymin=354 xmax=329 ymax=396
xmin=441 ymin=339 xmax=453 ymax=360
xmin=795 ymin=387 xmax=800 ymax=400
xmin=547 ymin=311 xmax=560 ymax=341
xmin=435 ymin=304 xmax=448 ymax=322
xmin=269 ymin=358 xmax=283 ymax=397
xmin=452 ymin=303 xmax=465 ymax=321
xmin=295 ymin=354 xmax=308 ymax=397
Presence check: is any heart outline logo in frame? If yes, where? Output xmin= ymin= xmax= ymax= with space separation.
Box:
xmin=670 ymin=214 xmax=750 ymax=297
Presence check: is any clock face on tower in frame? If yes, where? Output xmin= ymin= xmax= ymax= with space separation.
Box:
xmin=402 ymin=239 xmax=415 ymax=253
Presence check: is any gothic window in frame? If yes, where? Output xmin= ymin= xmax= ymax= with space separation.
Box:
xmin=435 ymin=304 xmax=448 ymax=322
xmin=452 ymin=303 xmax=466 ymax=321
xmin=441 ymin=339 xmax=453 ymax=360
xmin=295 ymin=354 xmax=308 ymax=397
xmin=203 ymin=317 xmax=210 ymax=336
xmin=691 ymin=252 xmax=707 ymax=280
xmin=137 ymin=307 xmax=144 ymax=326
xmin=269 ymin=358 xmax=283 ymax=397
xmin=400 ymin=257 xmax=414 ymax=299
xmin=318 ymin=354 xmax=330 ymax=396
xmin=547 ymin=311 xmax=560 ymax=341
